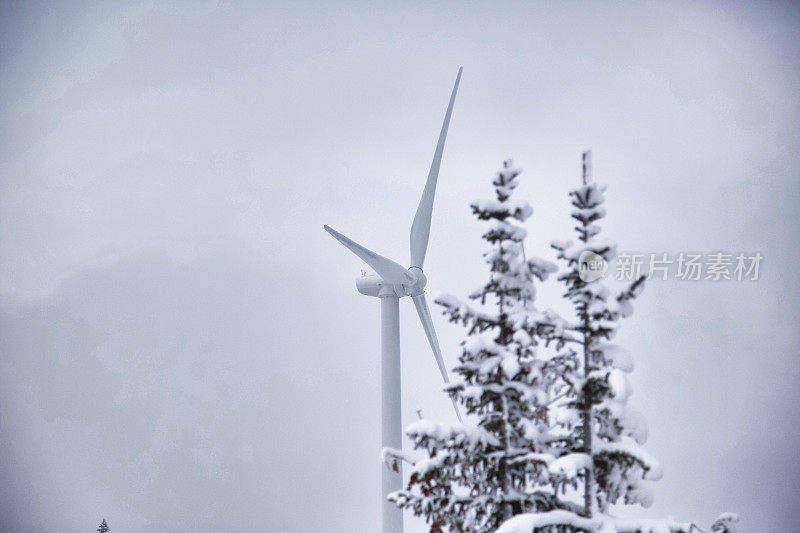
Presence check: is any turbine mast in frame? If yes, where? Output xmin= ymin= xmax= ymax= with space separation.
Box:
xmin=381 ymin=294 xmax=403 ymax=533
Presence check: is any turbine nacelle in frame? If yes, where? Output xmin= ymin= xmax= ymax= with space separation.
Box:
xmin=356 ymin=268 xmax=427 ymax=298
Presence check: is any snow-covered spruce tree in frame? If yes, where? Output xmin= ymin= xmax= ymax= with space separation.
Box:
xmin=497 ymin=151 xmax=701 ymax=533
xmin=547 ymin=151 xmax=659 ymax=523
xmin=97 ymin=518 xmax=110 ymax=533
xmin=388 ymin=160 xmax=560 ymax=532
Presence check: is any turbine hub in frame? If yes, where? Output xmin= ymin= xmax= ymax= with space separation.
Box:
xmin=405 ymin=266 xmax=427 ymax=296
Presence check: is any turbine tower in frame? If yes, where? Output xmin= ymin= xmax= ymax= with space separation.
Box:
xmin=324 ymin=67 xmax=462 ymax=533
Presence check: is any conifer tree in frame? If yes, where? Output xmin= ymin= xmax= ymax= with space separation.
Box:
xmin=97 ymin=518 xmax=110 ymax=533
xmin=498 ymin=151 xmax=709 ymax=532
xmin=545 ymin=150 xmax=659 ymax=520
xmin=389 ymin=160 xmax=559 ymax=532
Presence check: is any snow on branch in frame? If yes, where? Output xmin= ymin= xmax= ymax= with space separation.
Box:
xmin=497 ymin=513 xmax=703 ymax=533
xmin=381 ymin=447 xmax=415 ymax=472
xmin=495 ymin=510 xmax=601 ymax=533
xmin=435 ymin=293 xmax=500 ymax=333
xmin=406 ymin=419 xmax=501 ymax=450
xmin=595 ymin=437 xmax=664 ymax=481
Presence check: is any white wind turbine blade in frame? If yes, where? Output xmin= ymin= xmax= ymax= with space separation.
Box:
xmin=410 ymin=67 xmax=463 ymax=269
xmin=412 ymin=293 xmax=463 ymax=422
xmin=324 ymin=225 xmax=413 ymax=285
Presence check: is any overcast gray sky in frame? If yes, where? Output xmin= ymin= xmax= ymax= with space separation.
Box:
xmin=1 ymin=1 xmax=798 ymax=531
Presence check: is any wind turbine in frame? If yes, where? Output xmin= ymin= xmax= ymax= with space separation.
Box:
xmin=323 ymin=67 xmax=462 ymax=533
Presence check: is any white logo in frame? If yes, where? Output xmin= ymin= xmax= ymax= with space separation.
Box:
xmin=578 ymin=251 xmax=608 ymax=283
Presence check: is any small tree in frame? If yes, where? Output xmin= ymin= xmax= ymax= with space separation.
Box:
xmin=97 ymin=518 xmax=110 ymax=533
xmin=389 ymin=160 xmax=559 ymax=532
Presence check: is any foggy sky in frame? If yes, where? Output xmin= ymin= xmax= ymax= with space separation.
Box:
xmin=1 ymin=1 xmax=798 ymax=531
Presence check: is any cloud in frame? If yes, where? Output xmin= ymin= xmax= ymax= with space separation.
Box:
xmin=0 ymin=243 xmax=381 ymax=531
